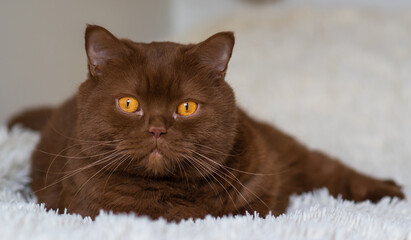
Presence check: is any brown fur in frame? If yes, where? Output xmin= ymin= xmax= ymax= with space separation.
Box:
xmin=8 ymin=107 xmax=53 ymax=131
xmin=9 ymin=25 xmax=404 ymax=222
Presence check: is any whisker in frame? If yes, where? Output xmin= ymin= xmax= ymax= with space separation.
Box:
xmin=173 ymin=155 xmax=190 ymax=187
xmin=103 ymin=154 xmax=130 ymax=194
xmin=186 ymin=155 xmax=237 ymax=209
xmin=193 ymin=151 xmax=278 ymax=176
xmin=44 ymin=144 xmax=115 ymax=182
xmin=182 ymin=155 xmax=220 ymax=197
xmin=191 ymin=152 xmax=270 ymax=210
xmin=34 ymin=151 xmax=123 ymax=193
xmin=175 ymin=159 xmax=188 ymax=184
xmin=67 ymin=157 xmax=121 ymax=209
xmin=46 ymin=118 xmax=121 ymax=144
xmin=192 ymin=143 xmax=238 ymax=157
xmin=58 ymin=151 xmax=123 ymax=177
xmin=37 ymin=147 xmax=118 ymax=159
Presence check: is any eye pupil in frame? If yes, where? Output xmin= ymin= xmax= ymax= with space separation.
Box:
xmin=126 ymin=99 xmax=130 ymax=108
xmin=185 ymin=103 xmax=189 ymax=111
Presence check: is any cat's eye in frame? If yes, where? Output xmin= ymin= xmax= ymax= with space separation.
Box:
xmin=177 ymin=101 xmax=198 ymax=116
xmin=118 ymin=97 xmax=139 ymax=113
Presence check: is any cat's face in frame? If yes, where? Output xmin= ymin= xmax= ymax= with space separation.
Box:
xmin=75 ymin=25 xmax=238 ymax=178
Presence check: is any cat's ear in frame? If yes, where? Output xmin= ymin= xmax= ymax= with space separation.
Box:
xmin=191 ymin=32 xmax=235 ymax=75
xmin=85 ymin=25 xmax=130 ymax=77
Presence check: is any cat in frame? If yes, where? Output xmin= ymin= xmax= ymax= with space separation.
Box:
xmin=8 ymin=25 xmax=404 ymax=221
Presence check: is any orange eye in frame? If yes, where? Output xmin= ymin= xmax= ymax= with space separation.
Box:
xmin=118 ymin=97 xmax=139 ymax=113
xmin=177 ymin=101 xmax=198 ymax=116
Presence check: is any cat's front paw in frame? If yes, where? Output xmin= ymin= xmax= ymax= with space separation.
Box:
xmin=349 ymin=176 xmax=405 ymax=203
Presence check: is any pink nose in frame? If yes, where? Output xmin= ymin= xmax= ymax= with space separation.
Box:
xmin=148 ymin=126 xmax=167 ymax=139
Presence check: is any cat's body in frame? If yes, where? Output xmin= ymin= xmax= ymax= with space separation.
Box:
xmin=9 ymin=25 xmax=404 ymax=221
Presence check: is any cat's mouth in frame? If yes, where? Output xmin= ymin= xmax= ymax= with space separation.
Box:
xmin=124 ymin=141 xmax=181 ymax=177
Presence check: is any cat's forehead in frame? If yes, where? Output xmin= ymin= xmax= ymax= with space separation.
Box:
xmin=127 ymin=41 xmax=192 ymax=78
xmin=112 ymin=41 xmax=208 ymax=102
xmin=132 ymin=41 xmax=189 ymax=63
xmin=144 ymin=41 xmax=186 ymax=53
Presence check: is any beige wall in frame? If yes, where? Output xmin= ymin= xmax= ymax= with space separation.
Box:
xmin=0 ymin=0 xmax=171 ymax=124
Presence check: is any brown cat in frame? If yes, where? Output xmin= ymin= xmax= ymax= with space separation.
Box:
xmin=8 ymin=25 xmax=404 ymax=221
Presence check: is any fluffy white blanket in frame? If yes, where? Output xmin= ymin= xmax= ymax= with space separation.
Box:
xmin=1 ymin=5 xmax=411 ymax=240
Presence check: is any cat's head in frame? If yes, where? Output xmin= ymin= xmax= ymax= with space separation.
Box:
xmin=76 ymin=25 xmax=238 ymax=178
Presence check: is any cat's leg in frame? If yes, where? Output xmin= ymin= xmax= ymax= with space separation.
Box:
xmin=297 ymin=150 xmax=405 ymax=202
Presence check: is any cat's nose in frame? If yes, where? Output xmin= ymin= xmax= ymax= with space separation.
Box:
xmin=148 ymin=126 xmax=167 ymax=139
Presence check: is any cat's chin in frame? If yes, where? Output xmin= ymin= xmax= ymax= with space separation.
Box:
xmin=141 ymin=149 xmax=171 ymax=176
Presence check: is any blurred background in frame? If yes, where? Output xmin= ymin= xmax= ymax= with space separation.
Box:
xmin=0 ymin=0 xmax=240 ymax=124
xmin=1 ymin=0 xmax=411 ymax=181
xmin=1 ymin=0 xmax=410 ymax=124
